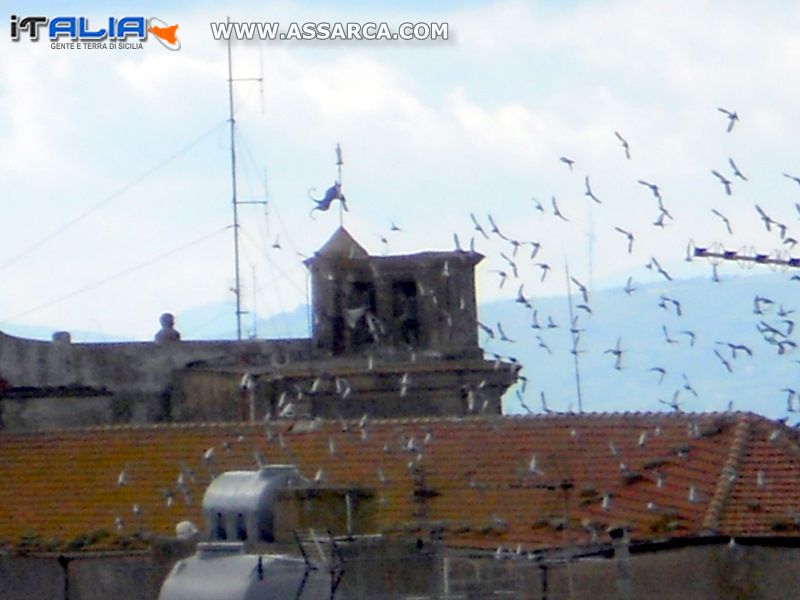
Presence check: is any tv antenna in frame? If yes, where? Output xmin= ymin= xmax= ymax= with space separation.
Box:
xmin=586 ymin=199 xmax=596 ymax=292
xmin=565 ymin=261 xmax=584 ymax=413
xmin=692 ymin=242 xmax=800 ymax=269
xmin=226 ymin=16 xmax=266 ymax=340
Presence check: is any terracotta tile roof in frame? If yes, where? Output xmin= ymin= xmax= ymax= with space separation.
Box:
xmin=2 ymin=412 xmax=800 ymax=553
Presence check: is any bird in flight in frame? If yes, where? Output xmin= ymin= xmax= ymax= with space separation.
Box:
xmin=717 ymin=341 xmax=753 ymax=359
xmin=614 ymin=131 xmax=631 ymax=159
xmin=753 ymin=295 xmax=775 ymax=315
xmin=784 ymin=388 xmax=797 ymax=413
xmin=784 ymin=172 xmax=800 ymax=188
xmin=536 ymin=263 xmax=552 ymax=282
xmin=477 ymin=321 xmax=494 ymax=339
xmin=658 ymin=295 xmax=682 ymax=317
xmin=560 ymin=156 xmax=575 ymax=171
xmin=662 ymin=325 xmax=679 ymax=345
xmin=711 ymin=209 xmax=733 ymax=234
xmin=754 ymin=204 xmax=773 ymax=232
xmin=497 ymin=322 xmax=516 ymax=343
xmin=653 ymin=200 xmax=673 ymax=227
xmin=452 ymin=232 xmax=462 ymax=252
xmin=470 ymin=213 xmax=489 ymax=239
xmin=682 ymin=374 xmax=699 ymax=398
xmin=624 ymin=276 xmax=637 ymax=295
xmin=649 ymin=366 xmax=667 ymax=385
xmin=713 ymin=349 xmax=734 ymax=373
xmin=718 ymin=107 xmax=739 ymax=133
xmin=487 ymin=214 xmax=509 ymax=241
xmin=638 ymin=180 xmax=661 ymax=201
xmin=614 ymin=226 xmax=634 ymax=254
xmin=653 ymin=211 xmax=670 ymax=229
xmin=584 ymin=175 xmax=601 ymax=204
xmin=516 ymin=284 xmax=532 ymax=309
xmin=536 ymin=335 xmax=552 ymax=355
xmin=490 ymin=270 xmax=508 ymax=289
xmin=711 ymin=170 xmax=733 ymax=195
xmin=658 ymin=390 xmax=682 ymax=412
xmin=679 ymin=330 xmax=696 ymax=347
xmin=500 ymin=251 xmax=519 ymax=278
xmin=647 ymin=257 xmax=672 ymax=281
xmin=604 ymin=338 xmax=624 ymax=370
xmin=552 ymin=196 xmax=569 ymax=221
xmin=571 ymin=276 xmax=589 ymax=303
xmin=540 ymin=391 xmax=553 ymax=413
xmin=728 ymin=158 xmax=747 ymax=181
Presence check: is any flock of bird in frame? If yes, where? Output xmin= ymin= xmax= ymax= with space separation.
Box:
xmin=109 ymin=107 xmax=800 ymax=545
xmin=257 ymin=105 xmax=800 ymax=420
xmin=440 ymin=107 xmax=800 ymax=420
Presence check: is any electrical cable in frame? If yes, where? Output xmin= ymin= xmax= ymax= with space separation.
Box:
xmin=2 ymin=226 xmax=228 ymax=323
xmin=0 ymin=121 xmax=227 ymax=274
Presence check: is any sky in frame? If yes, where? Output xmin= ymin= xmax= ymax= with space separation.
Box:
xmin=2 ymin=1 xmax=800 ymax=341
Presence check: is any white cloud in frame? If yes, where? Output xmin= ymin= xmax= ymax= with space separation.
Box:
xmin=2 ymin=1 xmax=800 ymax=338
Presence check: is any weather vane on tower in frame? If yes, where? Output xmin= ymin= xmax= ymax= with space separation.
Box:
xmin=309 ymin=143 xmax=348 ymax=225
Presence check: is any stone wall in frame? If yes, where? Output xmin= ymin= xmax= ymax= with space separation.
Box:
xmin=4 ymin=540 xmax=800 ymax=599
xmin=0 ymin=332 xmax=311 ymax=431
xmin=445 ymin=542 xmax=800 ymax=599
xmin=0 ymin=331 xmax=310 ymax=392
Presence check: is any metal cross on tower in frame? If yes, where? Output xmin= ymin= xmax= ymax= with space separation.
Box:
xmin=335 ymin=143 xmax=344 ymax=226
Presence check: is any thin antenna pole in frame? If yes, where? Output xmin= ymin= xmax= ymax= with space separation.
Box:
xmin=565 ymin=262 xmax=584 ymax=413
xmin=225 ymin=18 xmax=265 ymax=341
xmin=227 ymin=17 xmax=243 ymax=341
xmin=586 ymin=200 xmax=595 ymax=293
xmin=258 ymin=43 xmax=265 ymax=114
xmin=336 ymin=143 xmax=343 ymax=227
xmin=251 ymin=265 xmax=258 ymax=339
xmin=264 ymin=167 xmax=272 ymax=236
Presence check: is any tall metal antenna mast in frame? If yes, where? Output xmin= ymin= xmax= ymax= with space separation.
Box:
xmin=565 ymin=261 xmax=584 ymax=413
xmin=226 ymin=16 xmax=265 ymax=340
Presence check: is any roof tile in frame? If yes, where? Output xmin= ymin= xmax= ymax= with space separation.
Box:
xmin=2 ymin=413 xmax=799 ymax=552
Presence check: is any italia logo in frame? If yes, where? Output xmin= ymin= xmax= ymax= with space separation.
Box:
xmin=10 ymin=15 xmax=181 ymax=50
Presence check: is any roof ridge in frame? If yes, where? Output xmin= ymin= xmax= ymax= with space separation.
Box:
xmin=0 ymin=411 xmax=774 ymax=438
xmin=702 ymin=416 xmax=750 ymax=532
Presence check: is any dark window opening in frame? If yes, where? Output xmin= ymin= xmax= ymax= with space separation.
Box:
xmin=258 ymin=513 xmax=275 ymax=542
xmin=331 ymin=284 xmax=346 ymax=355
xmin=348 ymin=280 xmax=377 ymax=349
xmin=235 ymin=513 xmax=247 ymax=541
xmin=215 ymin=512 xmax=227 ymax=540
xmin=393 ymin=280 xmax=420 ymax=347
xmin=331 ymin=316 xmax=346 ymax=355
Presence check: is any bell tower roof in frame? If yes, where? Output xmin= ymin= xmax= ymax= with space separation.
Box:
xmin=313 ymin=227 xmax=369 ymax=260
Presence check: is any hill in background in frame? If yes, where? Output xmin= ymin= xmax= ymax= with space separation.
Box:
xmin=4 ymin=272 xmax=797 ymax=420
